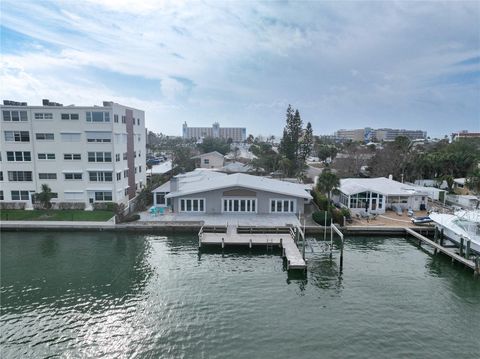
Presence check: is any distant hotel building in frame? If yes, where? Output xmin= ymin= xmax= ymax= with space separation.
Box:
xmin=0 ymin=99 xmax=146 ymax=207
xmin=335 ymin=127 xmax=427 ymax=142
xmin=451 ymin=130 xmax=480 ymax=141
xmin=182 ymin=122 xmax=246 ymax=142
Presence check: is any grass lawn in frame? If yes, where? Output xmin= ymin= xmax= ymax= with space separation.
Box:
xmin=0 ymin=210 xmax=114 ymax=222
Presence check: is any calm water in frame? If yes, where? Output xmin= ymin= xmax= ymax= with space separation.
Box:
xmin=1 ymin=231 xmax=479 ymax=358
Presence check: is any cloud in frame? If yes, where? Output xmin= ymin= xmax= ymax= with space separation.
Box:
xmin=0 ymin=1 xmax=479 ymax=137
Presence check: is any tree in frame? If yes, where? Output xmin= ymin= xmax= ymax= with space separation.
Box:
xmin=197 ymin=137 xmax=230 ymax=155
xmin=172 ymin=145 xmax=195 ymax=174
xmin=300 ymin=122 xmax=313 ymax=163
xmin=35 ymin=184 xmax=54 ymax=210
xmin=316 ymin=169 xmax=340 ymax=207
xmin=466 ymin=167 xmax=480 ymax=194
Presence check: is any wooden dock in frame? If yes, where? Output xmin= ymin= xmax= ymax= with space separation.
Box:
xmin=405 ymin=228 xmax=479 ymax=275
xmin=198 ymin=224 xmax=307 ymax=270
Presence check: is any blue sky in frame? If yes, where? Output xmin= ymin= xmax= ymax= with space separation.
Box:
xmin=1 ymin=0 xmax=479 ymax=138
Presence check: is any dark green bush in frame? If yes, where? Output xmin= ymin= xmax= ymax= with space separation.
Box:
xmin=93 ymin=202 xmax=115 ymax=211
xmin=312 ymin=211 xmax=331 ymax=226
xmin=312 ymin=190 xmax=329 ymax=210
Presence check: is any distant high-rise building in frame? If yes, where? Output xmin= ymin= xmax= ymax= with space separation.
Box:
xmin=182 ymin=122 xmax=246 ymax=142
xmin=334 ymin=127 xmax=427 ymax=142
xmin=451 ymin=130 xmax=480 ymax=141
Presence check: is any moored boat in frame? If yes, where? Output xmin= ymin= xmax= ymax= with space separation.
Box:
xmin=429 ymin=210 xmax=480 ymax=254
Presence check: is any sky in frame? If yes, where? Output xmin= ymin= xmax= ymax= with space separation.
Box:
xmin=1 ymin=0 xmax=479 ymax=138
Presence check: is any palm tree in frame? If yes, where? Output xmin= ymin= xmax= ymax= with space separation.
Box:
xmin=316 ymin=169 xmax=340 ymax=207
xmin=36 ymin=184 xmax=54 ymax=210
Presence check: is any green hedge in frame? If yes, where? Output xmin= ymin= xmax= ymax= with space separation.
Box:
xmin=312 ymin=190 xmax=328 ymax=210
xmin=312 ymin=211 xmax=331 ymax=226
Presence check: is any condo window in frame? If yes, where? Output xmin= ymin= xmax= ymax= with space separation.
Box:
xmin=86 ymin=131 xmax=112 ymax=143
xmin=64 ymin=173 xmax=82 ymax=180
xmin=36 ymin=133 xmax=55 ymax=140
xmin=115 ymin=154 xmax=120 ymax=162
xmin=89 ymin=171 xmax=113 ymax=182
xmin=39 ymin=173 xmax=57 ymax=180
xmin=60 ymin=133 xmax=81 ymax=142
xmin=61 ymin=113 xmax=79 ymax=120
xmin=7 ymin=151 xmax=31 ymax=162
xmin=35 ymin=113 xmax=53 ymax=120
xmin=95 ymin=191 xmax=112 ymax=201
xmin=3 ymin=110 xmax=28 ymax=122
xmin=0 ymin=190 xmax=3 ymax=200
xmin=270 ymin=199 xmax=295 ymax=213
xmin=4 ymin=131 xmax=30 ymax=142
xmin=87 ymin=152 xmax=112 ymax=162
xmin=11 ymin=190 xmax=30 ymax=200
xmin=38 ymin=153 xmax=55 ymax=160
xmin=64 ymin=153 xmax=81 ymax=160
xmin=8 ymin=171 xmax=33 ymax=182
xmin=86 ymin=111 xmax=110 ymax=122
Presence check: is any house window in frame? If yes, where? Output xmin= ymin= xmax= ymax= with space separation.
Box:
xmin=64 ymin=153 xmax=81 ymax=160
xmin=39 ymin=173 xmax=57 ymax=180
xmin=8 ymin=171 xmax=33 ymax=181
xmin=64 ymin=173 xmax=82 ymax=180
xmin=270 ymin=199 xmax=295 ymax=213
xmin=35 ymin=133 xmax=54 ymax=140
xmin=86 ymin=111 xmax=110 ymax=122
xmin=204 ymin=159 xmax=210 ymax=165
xmin=179 ymin=198 xmax=205 ymax=212
xmin=4 ymin=131 xmax=30 ymax=142
xmin=6 ymin=151 xmax=31 ymax=161
xmin=156 ymin=193 xmax=167 ymax=205
xmin=88 ymin=152 xmax=112 ymax=162
xmin=121 ymin=116 xmax=126 ymax=124
xmin=60 ymin=133 xmax=81 ymax=142
xmin=115 ymin=154 xmax=120 ymax=162
xmin=114 ymin=114 xmax=119 ymax=123
xmin=222 ymin=198 xmax=257 ymax=213
xmin=0 ymin=190 xmax=3 ymax=200
xmin=116 ymin=172 xmax=121 ymax=181
xmin=35 ymin=113 xmax=53 ymax=119
xmin=123 ymin=152 xmax=127 ymax=160
xmin=124 ymin=169 xmax=129 ymax=178
xmin=94 ymin=191 xmax=112 ymax=201
xmin=11 ymin=190 xmax=30 ymax=200
xmin=3 ymin=110 xmax=28 ymax=121
xmin=0 ymin=172 xmax=3 ymax=181
xmin=38 ymin=153 xmax=55 ymax=160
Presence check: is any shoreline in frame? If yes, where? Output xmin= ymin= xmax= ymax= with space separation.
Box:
xmin=0 ymin=220 xmax=434 ymax=236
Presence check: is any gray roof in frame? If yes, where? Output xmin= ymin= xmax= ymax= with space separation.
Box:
xmin=339 ymin=177 xmax=428 ymax=196
xmin=192 ymin=151 xmax=225 ymax=159
xmin=164 ymin=171 xmax=312 ymax=199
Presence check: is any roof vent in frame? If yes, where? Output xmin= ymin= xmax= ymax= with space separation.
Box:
xmin=42 ymin=99 xmax=63 ymax=106
xmin=3 ymin=100 xmax=27 ymax=106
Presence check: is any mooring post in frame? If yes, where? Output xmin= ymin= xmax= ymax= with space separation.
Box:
xmin=475 ymin=256 xmax=479 ymax=276
xmin=324 ymin=212 xmax=327 ymax=240
xmin=440 ymin=228 xmax=444 ymax=247
xmin=465 ymin=240 xmax=470 ymax=259
xmin=280 ymin=237 xmax=283 ymax=249
xmin=433 ymin=227 xmax=438 ymax=255
xmin=249 ymin=238 xmax=252 ymax=249
xmin=459 ymin=236 xmax=464 ymax=257
xmin=198 ymin=236 xmax=201 ymax=248
xmin=302 ymin=233 xmax=306 ymax=260
xmin=222 ymin=238 xmax=224 ymax=249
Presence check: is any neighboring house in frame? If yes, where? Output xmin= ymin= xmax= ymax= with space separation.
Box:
xmin=0 ymin=99 xmax=146 ymax=208
xmin=192 ymin=151 xmax=225 ymax=169
xmin=446 ymin=194 xmax=479 ymax=209
xmin=152 ymin=169 xmax=312 ymax=215
xmin=336 ymin=177 xmax=429 ymax=215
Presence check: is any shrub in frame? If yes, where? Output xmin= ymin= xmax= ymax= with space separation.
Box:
xmin=312 ymin=190 xmax=328 ymax=210
xmin=0 ymin=202 xmax=26 ymax=210
xmin=58 ymin=202 xmax=86 ymax=210
xmin=340 ymin=207 xmax=351 ymax=218
xmin=312 ymin=211 xmax=331 ymax=226
xmin=330 ymin=208 xmax=344 ymax=225
xmin=92 ymin=202 xmax=115 ymax=211
xmin=122 ymin=214 xmax=140 ymax=223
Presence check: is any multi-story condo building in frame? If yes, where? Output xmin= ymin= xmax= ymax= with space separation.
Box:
xmin=451 ymin=130 xmax=480 ymax=141
xmin=182 ymin=121 xmax=246 ymax=142
xmin=0 ymin=99 xmax=146 ymax=208
xmin=334 ymin=127 xmax=427 ymax=143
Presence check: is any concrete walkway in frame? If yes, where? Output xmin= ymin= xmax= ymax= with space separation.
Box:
xmin=1 ymin=220 xmax=115 ymax=230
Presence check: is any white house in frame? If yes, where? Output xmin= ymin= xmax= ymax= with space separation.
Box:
xmin=336 ymin=177 xmax=429 ymax=215
xmin=0 ymin=99 xmax=146 ymax=208
xmin=152 ymin=169 xmax=312 ymax=215
xmin=192 ymin=151 xmax=225 ymax=169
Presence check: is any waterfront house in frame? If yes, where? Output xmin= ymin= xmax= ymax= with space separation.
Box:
xmin=335 ymin=177 xmax=429 ymax=215
xmin=192 ymin=151 xmax=225 ymax=169
xmin=152 ymin=169 xmax=312 ymax=215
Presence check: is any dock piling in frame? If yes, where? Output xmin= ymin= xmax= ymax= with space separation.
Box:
xmin=466 ymin=240 xmax=471 ymax=259
xmin=459 ymin=237 xmax=464 ymax=257
xmin=222 ymin=238 xmax=224 ymax=249
xmin=249 ymin=238 xmax=252 ymax=249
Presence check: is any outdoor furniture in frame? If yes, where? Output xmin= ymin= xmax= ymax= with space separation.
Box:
xmin=149 ymin=207 xmax=157 ymax=217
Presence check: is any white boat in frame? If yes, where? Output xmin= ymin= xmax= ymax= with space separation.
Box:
xmin=429 ymin=210 xmax=480 ymax=254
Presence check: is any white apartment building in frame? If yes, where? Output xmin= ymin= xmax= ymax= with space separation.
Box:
xmin=0 ymin=100 xmax=146 ymax=208
xmin=182 ymin=121 xmax=247 ymax=142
